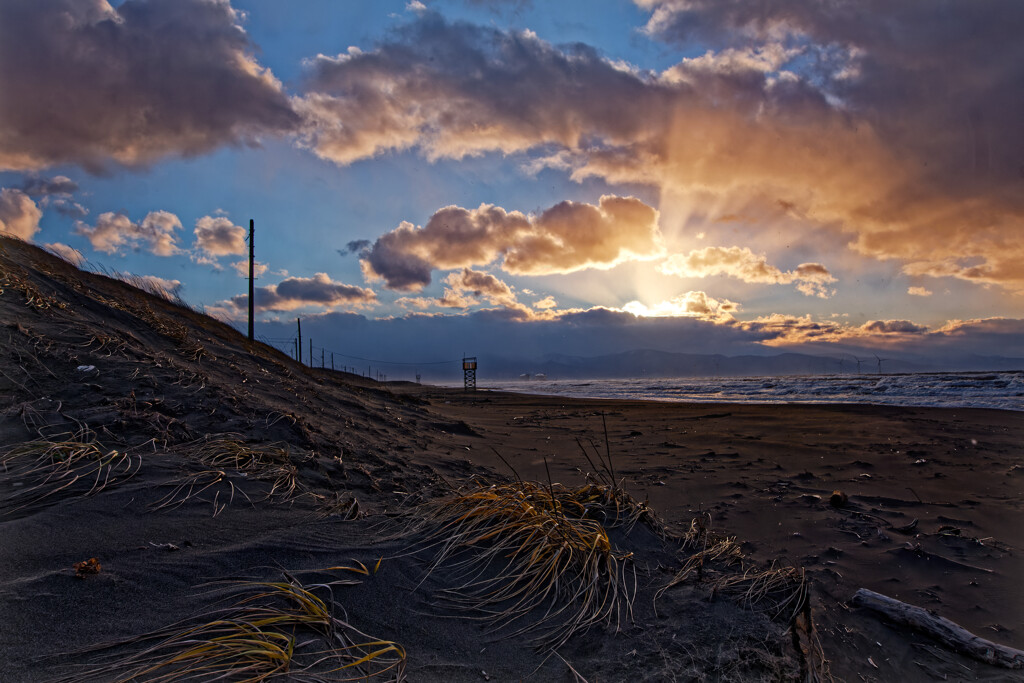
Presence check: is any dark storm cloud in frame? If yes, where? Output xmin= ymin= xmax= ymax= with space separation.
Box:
xmin=0 ymin=0 xmax=298 ymax=172
xmin=228 ymin=273 xmax=377 ymax=313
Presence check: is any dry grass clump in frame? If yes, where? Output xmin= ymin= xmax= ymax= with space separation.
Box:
xmin=150 ymin=434 xmax=301 ymax=515
xmin=59 ymin=571 xmax=406 ymax=682
xmin=659 ymin=514 xmax=807 ymax=622
xmin=412 ymin=479 xmax=636 ymax=652
xmin=0 ymin=432 xmax=141 ymax=518
xmin=0 ymin=267 xmax=68 ymax=311
xmin=658 ymin=513 xmax=830 ymax=682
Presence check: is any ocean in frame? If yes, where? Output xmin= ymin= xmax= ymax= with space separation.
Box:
xmin=474 ymin=371 xmax=1024 ymax=412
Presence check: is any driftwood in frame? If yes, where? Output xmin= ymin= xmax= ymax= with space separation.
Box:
xmin=852 ymin=588 xmax=1024 ymax=669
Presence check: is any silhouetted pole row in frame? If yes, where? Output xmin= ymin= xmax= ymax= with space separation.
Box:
xmin=247 ymin=219 xmax=254 ymax=342
xmin=296 ymin=318 xmax=302 ymax=364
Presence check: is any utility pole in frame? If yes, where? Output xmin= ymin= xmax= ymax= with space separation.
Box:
xmin=296 ymin=318 xmax=302 ymax=364
xmin=309 ymin=339 xmax=312 ymax=367
xmin=331 ymin=353 xmax=334 ymax=371
xmin=247 ymin=219 xmax=254 ymax=342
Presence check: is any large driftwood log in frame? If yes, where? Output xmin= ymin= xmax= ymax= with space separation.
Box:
xmin=852 ymin=588 xmax=1024 ymax=669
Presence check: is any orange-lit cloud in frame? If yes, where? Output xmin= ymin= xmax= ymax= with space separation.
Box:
xmin=231 ymin=260 xmax=269 ymax=279
xmin=438 ymin=268 xmax=517 ymax=308
xmin=622 ymin=291 xmax=738 ymax=323
xmin=660 ymin=246 xmax=836 ymax=297
xmin=194 ymin=216 xmax=247 ymax=258
xmin=361 ymin=195 xmax=661 ymax=290
xmin=74 ymin=211 xmax=183 ymax=256
xmin=297 ymin=11 xmax=1024 ymax=292
xmin=228 ymin=273 xmax=376 ymax=313
xmin=0 ymin=188 xmax=42 ymax=240
xmin=0 ymin=0 xmax=297 ymax=171
xmin=907 ymin=286 xmax=932 ymax=297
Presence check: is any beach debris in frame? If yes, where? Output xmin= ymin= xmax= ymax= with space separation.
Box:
xmin=913 ymin=458 xmax=928 ymax=465
xmin=75 ymin=364 xmax=97 ymax=373
xmin=73 ymin=557 xmax=101 ymax=578
xmin=852 ymin=588 xmax=1024 ymax=669
xmin=937 ymin=525 xmax=961 ymax=537
xmin=148 ymin=542 xmax=180 ymax=551
xmin=829 ymin=490 xmax=848 ymax=508
xmin=868 ymin=656 xmax=878 ymax=669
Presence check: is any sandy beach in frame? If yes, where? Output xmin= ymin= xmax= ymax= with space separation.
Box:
xmin=2 ymin=236 xmax=1022 ymax=681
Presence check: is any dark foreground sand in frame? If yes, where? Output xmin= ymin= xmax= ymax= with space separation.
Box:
xmin=2 ymin=235 xmax=1022 ymax=682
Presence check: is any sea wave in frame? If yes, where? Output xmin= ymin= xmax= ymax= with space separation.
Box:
xmin=475 ymin=371 xmax=1024 ymax=411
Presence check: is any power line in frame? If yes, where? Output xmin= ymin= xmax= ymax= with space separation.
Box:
xmin=257 ymin=335 xmax=461 ymax=367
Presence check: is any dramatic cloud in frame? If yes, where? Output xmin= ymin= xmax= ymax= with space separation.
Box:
xmin=635 ymin=0 xmax=1024 ymax=290
xmin=297 ymin=11 xmax=1024 ymax=291
xmin=362 ymin=195 xmax=661 ymax=290
xmin=0 ymin=0 xmax=298 ymax=171
xmin=438 ymin=268 xmax=517 ymax=308
xmin=623 ymin=291 xmax=739 ymax=323
xmin=0 ymin=188 xmax=42 ymax=240
xmin=228 ymin=273 xmax=376 ymax=313
xmin=44 ymin=242 xmax=85 ymax=266
xmin=740 ymin=314 xmax=931 ymax=347
xmin=659 ymin=246 xmax=836 ymax=297
xmin=74 ymin=211 xmax=182 ymax=256
xmin=194 ymin=216 xmax=247 ymax=258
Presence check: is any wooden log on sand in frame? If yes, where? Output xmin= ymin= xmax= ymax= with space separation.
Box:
xmin=852 ymin=588 xmax=1024 ymax=669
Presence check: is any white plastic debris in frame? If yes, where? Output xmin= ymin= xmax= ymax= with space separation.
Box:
xmin=76 ymin=365 xmax=96 ymax=373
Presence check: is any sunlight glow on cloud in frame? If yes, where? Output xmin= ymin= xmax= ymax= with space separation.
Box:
xmin=0 ymin=188 xmax=42 ymax=240
xmin=294 ymin=9 xmax=1024 ymax=292
xmin=361 ymin=195 xmax=661 ymax=290
xmin=659 ymin=246 xmax=836 ymax=297
xmin=194 ymin=216 xmax=247 ymax=258
xmin=622 ymin=291 xmax=738 ymax=322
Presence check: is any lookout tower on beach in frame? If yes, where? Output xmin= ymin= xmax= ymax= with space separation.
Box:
xmin=463 ymin=356 xmax=477 ymax=391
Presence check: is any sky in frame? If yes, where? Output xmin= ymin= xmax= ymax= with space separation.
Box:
xmin=1 ymin=0 xmax=1022 ymax=373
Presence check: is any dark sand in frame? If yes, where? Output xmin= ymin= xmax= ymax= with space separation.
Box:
xmin=2 ymin=235 xmax=1022 ymax=682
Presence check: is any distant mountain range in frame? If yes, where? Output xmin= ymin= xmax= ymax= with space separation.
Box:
xmin=464 ymin=349 xmax=1024 ymax=380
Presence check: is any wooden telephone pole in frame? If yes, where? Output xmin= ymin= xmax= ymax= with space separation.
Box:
xmin=247 ymin=219 xmax=254 ymax=341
